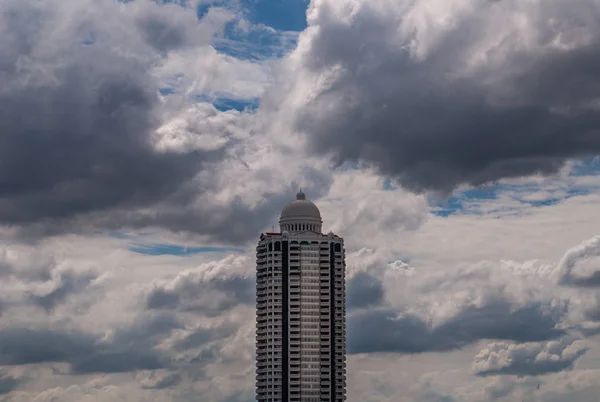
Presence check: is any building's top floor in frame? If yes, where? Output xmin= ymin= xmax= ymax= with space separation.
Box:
xmin=259 ymin=231 xmax=342 ymax=241
xmin=256 ymin=233 xmax=345 ymax=254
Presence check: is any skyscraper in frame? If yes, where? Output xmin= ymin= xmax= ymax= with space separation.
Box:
xmin=256 ymin=190 xmax=347 ymax=402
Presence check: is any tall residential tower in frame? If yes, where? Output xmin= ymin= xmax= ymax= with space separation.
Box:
xmin=256 ymin=190 xmax=347 ymax=402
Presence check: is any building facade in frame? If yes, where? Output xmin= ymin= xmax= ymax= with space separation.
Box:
xmin=256 ymin=190 xmax=346 ymax=402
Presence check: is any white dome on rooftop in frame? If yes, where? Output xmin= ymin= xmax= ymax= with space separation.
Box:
xmin=279 ymin=190 xmax=323 ymax=233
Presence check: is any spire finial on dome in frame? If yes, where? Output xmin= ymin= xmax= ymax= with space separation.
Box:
xmin=296 ymin=189 xmax=306 ymax=200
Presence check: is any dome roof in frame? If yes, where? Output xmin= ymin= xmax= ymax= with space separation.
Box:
xmin=279 ymin=190 xmax=322 ymax=222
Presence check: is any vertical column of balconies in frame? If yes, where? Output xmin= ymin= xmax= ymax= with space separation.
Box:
xmin=281 ymin=241 xmax=289 ymax=402
xmin=257 ymin=239 xmax=285 ymax=402
xmin=329 ymin=242 xmax=337 ymax=402
xmin=256 ymin=241 xmax=269 ymax=401
xmin=333 ymin=242 xmax=347 ymax=402
xmin=317 ymin=241 xmax=331 ymax=401
xmin=288 ymin=242 xmax=301 ymax=401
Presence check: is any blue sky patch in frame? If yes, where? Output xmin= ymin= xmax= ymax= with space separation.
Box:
xmin=430 ymin=166 xmax=599 ymax=217
xmin=196 ymin=3 xmax=212 ymax=19
xmin=214 ymin=20 xmax=299 ymax=60
xmin=244 ymin=0 xmax=309 ymax=32
xmin=130 ymin=243 xmax=244 ymax=256
xmin=431 ymin=186 xmax=499 ymax=217
xmin=109 ymin=232 xmax=135 ymax=240
xmin=159 ymin=87 xmax=176 ymax=96
xmin=570 ymin=157 xmax=600 ymax=176
xmin=520 ymin=198 xmax=563 ymax=208
xmin=383 ymin=178 xmax=394 ymax=191
xmin=196 ymin=95 xmax=260 ymax=112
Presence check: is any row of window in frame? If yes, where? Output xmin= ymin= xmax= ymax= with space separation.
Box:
xmin=262 ymin=241 xmax=343 ymax=252
xmin=281 ymin=223 xmax=321 ymax=232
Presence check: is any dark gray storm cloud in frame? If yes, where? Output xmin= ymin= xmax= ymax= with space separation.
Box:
xmin=147 ymin=276 xmax=255 ymax=316
xmin=346 ymin=272 xmax=384 ymax=310
xmin=0 ymin=374 xmax=23 ymax=395
xmin=138 ymin=17 xmax=188 ymax=53
xmin=292 ymin=0 xmax=600 ymax=193
xmin=347 ymin=300 xmax=567 ymax=354
xmin=0 ymin=2 xmax=210 ymax=225
xmin=584 ymin=302 xmax=600 ymax=322
xmin=0 ymin=313 xmax=180 ymax=373
xmin=0 ymin=34 xmax=205 ymax=222
xmin=560 ymin=272 xmax=600 ymax=288
xmin=0 ymin=0 xmax=310 ymax=245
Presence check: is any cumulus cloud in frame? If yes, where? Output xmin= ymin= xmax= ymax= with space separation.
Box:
xmin=0 ymin=245 xmax=101 ymax=314
xmin=343 ymin=237 xmax=590 ymax=357
xmin=583 ymin=295 xmax=600 ymax=322
xmin=145 ymin=255 xmax=254 ymax=315
xmin=473 ymin=338 xmax=589 ymax=377
xmin=346 ymin=272 xmax=384 ymax=310
xmin=0 ymin=0 xmax=325 ymax=245
xmin=317 ymin=169 xmax=429 ymax=249
xmin=483 ymin=377 xmax=517 ymax=400
xmin=558 ymin=235 xmax=600 ymax=287
xmin=27 ymin=270 xmax=98 ymax=312
xmin=0 ymin=0 xmax=214 ymax=220
xmin=347 ymin=300 xmax=567 ymax=354
xmin=0 ymin=370 xmax=24 ymax=395
xmin=0 ymin=312 xmax=180 ymax=374
xmin=137 ymin=370 xmax=182 ymax=390
xmin=270 ymin=0 xmax=600 ymax=193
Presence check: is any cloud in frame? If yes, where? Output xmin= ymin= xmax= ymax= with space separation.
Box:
xmin=317 ymin=169 xmax=428 ymax=249
xmin=0 ymin=1 xmax=218 ymax=228
xmin=137 ymin=370 xmax=182 ymax=389
xmin=0 ymin=312 xmax=180 ymax=374
xmin=347 ymin=300 xmax=567 ymax=354
xmin=346 ymin=272 xmax=384 ymax=310
xmin=145 ymin=255 xmax=255 ymax=315
xmin=0 ymin=246 xmax=101 ymax=315
xmin=583 ymin=295 xmax=600 ymax=321
xmin=135 ymin=1 xmax=226 ymax=54
xmin=484 ymin=377 xmax=517 ymax=400
xmin=558 ymin=235 xmax=600 ymax=287
xmin=272 ymin=0 xmax=600 ymax=193
xmin=0 ymin=0 xmax=313 ymax=245
xmin=27 ymin=270 xmax=98 ymax=312
xmin=0 ymin=370 xmax=24 ymax=395
xmin=473 ymin=338 xmax=589 ymax=377
xmin=173 ymin=323 xmax=238 ymax=352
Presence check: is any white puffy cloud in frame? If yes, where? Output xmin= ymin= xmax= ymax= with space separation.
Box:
xmin=558 ymin=235 xmax=600 ymax=287
xmin=473 ymin=338 xmax=590 ymax=377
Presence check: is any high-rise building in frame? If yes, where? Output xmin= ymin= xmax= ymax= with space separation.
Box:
xmin=256 ymin=190 xmax=347 ymax=402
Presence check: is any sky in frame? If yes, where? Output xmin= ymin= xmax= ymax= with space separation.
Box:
xmin=2 ymin=0 xmax=600 ymax=401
